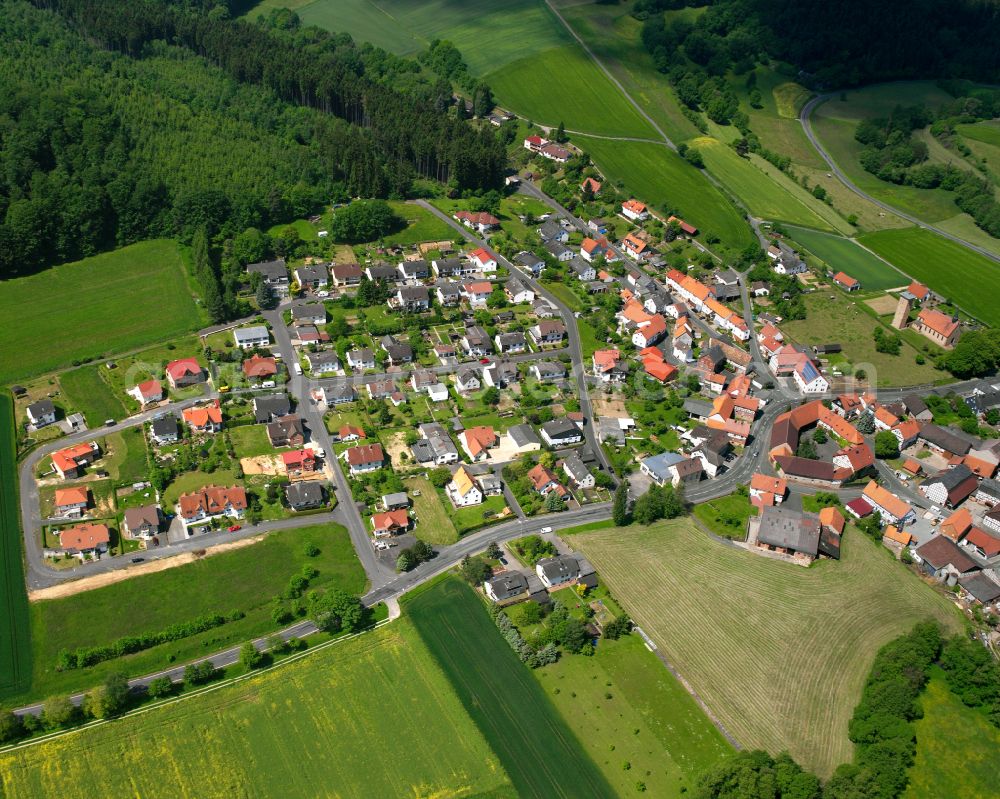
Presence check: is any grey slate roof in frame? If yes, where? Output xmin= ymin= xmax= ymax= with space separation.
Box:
xmin=286 ymin=481 xmax=324 ymax=509
xmin=756 ymin=506 xmax=821 ymax=556
xmin=507 ymin=423 xmax=541 ymax=449
xmin=537 ymin=556 xmax=580 ymax=585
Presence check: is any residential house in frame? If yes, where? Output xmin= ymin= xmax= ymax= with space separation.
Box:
xmin=528 ymin=320 xmax=566 ymax=346
xmin=178 ymin=485 xmax=248 ymax=526
xmin=958 ymin=570 xmax=1000 ymax=609
xmin=527 ymin=464 xmax=567 ymax=498
xmin=862 ymin=480 xmax=915 ymax=525
xmin=538 ymin=220 xmax=568 ymax=243
xmin=536 ymin=556 xmax=595 ymax=589
xmin=920 ymin=465 xmax=978 ymax=508
xmin=463 ymin=280 xmax=494 ymax=308
xmin=468 ymin=248 xmax=498 ymax=273
xmin=182 ymin=400 xmax=222 ymax=434
xmin=329 ymin=263 xmax=363 ymax=287
xmin=832 ymin=272 xmax=860 ymax=291
xmin=436 ymin=282 xmax=462 ymax=306
xmin=266 ymin=415 xmax=306 ymax=448
xmin=985 ymin=507 xmax=1000 ymax=536
xmin=165 ymin=358 xmax=205 ymax=389
xmin=484 ymin=572 xmax=529 ymax=603
xmin=580 ymin=177 xmax=602 ymax=195
xmin=128 ymin=380 xmax=163 ymax=407
xmin=316 ymin=385 xmax=355 ymax=406
xmin=962 ymin=528 xmax=1000 ymax=560
xmin=914 ymin=308 xmax=961 ymax=349
xmin=579 ymin=237 xmax=609 ymax=264
xmin=247 ymin=259 xmax=289 ymax=297
xmin=365 ymin=263 xmax=399 ymax=283
xmin=483 ymin=360 xmax=519 ymax=388
xmin=343 ymin=443 xmax=385 ymax=474
xmin=286 ymin=482 xmax=325 ymax=511
xmin=291 ymin=304 xmax=327 ymax=326
xmin=294 ymin=264 xmax=329 ymax=290
xmin=545 ymin=241 xmax=574 ymax=262
xmin=975 ymin=478 xmax=1000 ymax=507
xmin=26 ymin=399 xmax=57 ymax=427
xmin=892 ymin=419 xmax=922 ymax=449
xmin=531 ymin=361 xmax=566 ymax=382
xmin=372 ymin=509 xmax=410 ymax=538
xmin=540 ymin=418 xmax=582 ymax=447
xmin=495 ymin=332 xmax=527 ymax=354
xmin=281 ymin=449 xmax=318 ymax=477
xmin=640 ymin=347 xmax=677 ymax=384
xmin=398 ymin=260 xmax=430 ymax=283
xmin=293 ymin=325 xmax=321 ymax=345
xmin=253 ymin=394 xmax=291 ymax=424
xmin=455 ymin=367 xmax=482 ymax=394
xmin=56 ymin=523 xmax=111 ymax=559
xmin=347 ymin=348 xmax=376 ymax=371
xmin=392 ymin=286 xmax=430 ymax=312
xmin=53 ymin=487 xmax=90 ymax=518
xmin=459 ymin=426 xmax=497 ymax=462
xmin=150 ymin=416 xmax=178 ymax=445
xmin=750 ymin=474 xmax=787 ymax=508
xmin=592 ymin=349 xmax=627 ymax=383
xmin=243 ymin=354 xmax=278 ymax=383
xmin=622 ymin=232 xmax=649 ymax=261
xmin=366 ymin=379 xmax=396 ymax=400
xmin=562 ymin=452 xmax=594 ymax=489
xmin=304 ymin=350 xmax=342 ymax=375
xmin=233 ymin=325 xmax=270 ymax=350
xmin=516 ymin=251 xmax=545 ymax=275
xmin=412 ymin=423 xmax=460 ymax=465
xmin=447 ymin=465 xmax=484 ymax=507
xmin=462 ymin=325 xmax=493 ymax=357
xmin=918 ymin=424 xmax=972 ymax=457
xmin=505 ymin=277 xmax=535 ymax=304
xmin=431 ymin=257 xmax=467 ymax=279
xmin=454 ymin=210 xmax=500 ymax=235
xmin=122 ymin=505 xmax=161 ymax=539
xmin=621 ymin=200 xmax=648 ymax=222
xmin=639 ymin=452 xmax=685 ymax=487
xmin=903 ymin=395 xmax=933 ymax=421
xmin=338 ymin=424 xmax=365 ymax=442
xmin=939 ymin=507 xmax=974 ymax=542
xmin=539 ymin=143 xmax=571 ymax=162
xmin=381 ymin=338 xmax=413 ymax=365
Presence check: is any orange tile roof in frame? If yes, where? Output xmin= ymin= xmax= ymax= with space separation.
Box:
xmin=917 ymin=308 xmax=959 ymax=338
xmin=593 ymin=349 xmax=622 ymax=372
xmin=902 ymin=458 xmax=923 ymax=475
xmin=908 ymin=281 xmax=930 ymax=300
xmin=883 ymin=525 xmax=912 ymax=546
xmin=623 ymin=233 xmax=647 ymax=253
xmin=940 ymin=507 xmax=973 ymax=541
xmin=345 ymin=443 xmax=384 ymax=466
xmin=963 ymin=454 xmax=997 ymax=479
xmin=581 ymin=177 xmax=602 ymax=193
xmin=178 ymin=485 xmax=248 ymax=520
xmin=528 ymin=463 xmax=560 ymax=492
xmin=874 ymin=406 xmax=899 ymax=428
xmin=183 ymin=401 xmax=222 ymax=428
xmin=712 ymin=395 xmax=735 ymax=420
xmin=339 ymin=424 xmax=365 ymax=439
xmin=622 ymin=199 xmax=646 ymax=215
xmin=464 ymin=280 xmax=493 ymax=294
xmin=133 ymin=379 xmax=162 ymax=399
xmin=54 ymin=487 xmax=88 ymax=507
xmin=751 ymin=474 xmax=787 ymax=495
xmin=643 ymin=359 xmax=677 ymax=382
xmin=58 ymin=523 xmax=110 ymax=550
xmin=462 ymin=426 xmax=497 ymax=457
xmin=893 ymin=419 xmax=921 ymax=442
xmin=621 ymin=299 xmax=652 ymax=325
xmin=166 ymin=358 xmax=201 ymax=380
xmin=833 ymin=271 xmax=858 ymax=288
xmin=862 ymin=481 xmax=912 ymax=521
xmin=964 ymin=527 xmax=1000 ymax=557
xmin=819 ymin=506 xmax=846 ymax=534
xmin=372 ymin=509 xmax=409 ymax=531
xmin=243 ymin=355 xmax=277 ymax=378
xmin=759 ymin=323 xmax=783 ymax=341
xmin=469 ymin=247 xmax=495 ymax=264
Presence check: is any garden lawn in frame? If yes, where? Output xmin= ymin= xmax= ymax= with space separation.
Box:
xmin=903 ymin=672 xmax=1000 ymax=799
xmin=534 ymin=633 xmax=732 ymax=797
xmin=229 ymin=424 xmax=275 ymax=459
xmin=382 ymin=201 xmax=455 ymax=246
xmin=0 ymin=397 xmax=31 ymax=699
xmin=448 ymin=494 xmax=509 ymax=535
xmin=0 ymin=240 xmax=202 ymax=384
xmin=784 ymin=225 xmax=907 ymax=290
xmin=574 ymin=519 xmax=961 ymax=778
xmin=573 ymin=135 xmax=754 ymax=251
xmin=485 ymin=44 xmax=657 ymax=137
xmin=0 ymin=620 xmax=515 ymax=799
xmin=781 ymin=292 xmax=941 ymax=387
xmin=22 ymin=523 xmax=366 ymax=702
xmin=402 ymin=476 xmax=458 ymax=545
xmin=101 ymin=427 xmax=151 ymax=485
xmin=693 ymin=494 xmax=752 ymax=540
xmin=405 ymin=576 xmax=614 ymax=797
xmin=57 ymin=366 xmax=127 ymax=427
xmin=859 ymin=227 xmax=1000 ymax=327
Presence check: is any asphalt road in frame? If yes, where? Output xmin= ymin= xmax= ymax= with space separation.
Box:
xmin=800 ymin=94 xmax=1000 ymax=267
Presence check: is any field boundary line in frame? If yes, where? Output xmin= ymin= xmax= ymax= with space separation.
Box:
xmin=0 ymin=618 xmax=394 ymax=755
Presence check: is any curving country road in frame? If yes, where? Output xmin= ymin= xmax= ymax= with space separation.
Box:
xmin=800 ymin=94 xmax=1000 ymax=266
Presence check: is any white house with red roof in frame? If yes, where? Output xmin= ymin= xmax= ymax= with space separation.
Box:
xmin=454 ymin=210 xmax=500 ymax=234
xmin=128 ymin=379 xmax=163 ymax=406
xmin=165 ymin=358 xmax=204 ymax=389
xmin=833 ymin=271 xmax=860 ymax=292
xmin=467 ymin=247 xmax=497 ymax=273
xmin=621 ymin=200 xmax=648 ymax=222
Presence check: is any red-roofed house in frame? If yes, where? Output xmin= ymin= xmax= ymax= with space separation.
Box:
xmin=580 ymin=177 xmax=602 ymax=195
xmin=468 ymin=248 xmax=498 ymax=273
xmin=908 ymin=281 xmax=930 ymax=301
xmin=940 ymin=507 xmax=973 ymax=542
xmin=460 ymin=426 xmax=497 ymax=462
xmin=281 ymin=449 xmax=318 ymax=477
xmin=639 ymin=347 xmax=677 ymax=384
xmin=463 ymin=280 xmax=494 ymax=307
xmin=592 ymin=349 xmax=627 ymax=383
xmin=454 ymin=210 xmax=500 ymax=234
xmin=524 ymin=135 xmax=547 ymax=151
xmin=165 ymin=358 xmax=204 ymax=388
xmin=51 ymin=441 xmax=101 ymax=479
xmin=343 ymin=443 xmax=385 ymax=474
xmin=833 ymin=272 xmax=860 ymax=291
xmin=128 ymin=379 xmax=164 ymax=406
xmin=622 ymin=232 xmax=649 ymax=261
xmin=372 ymin=509 xmax=411 ymax=537
xmin=54 ymin=487 xmax=89 ymax=518
xmin=182 ymin=400 xmax=222 ymax=434
xmin=914 ymin=308 xmax=961 ymax=348
xmin=632 ymin=314 xmax=667 ymax=348
xmin=621 ymin=199 xmax=648 ymax=221
xmin=338 ymin=424 xmax=365 ymax=442
xmin=56 ymin=523 xmax=110 ymax=559
xmin=243 ymin=355 xmax=278 ymax=381
xmin=750 ymin=473 xmax=787 ymax=507
xmin=177 ymin=486 xmax=248 ymax=526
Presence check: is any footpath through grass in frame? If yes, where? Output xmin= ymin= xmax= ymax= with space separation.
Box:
xmin=903 ymin=672 xmax=1000 ymax=799
xmin=859 ymin=227 xmax=1000 ymax=326
xmin=0 ymin=396 xmax=31 ymax=699
xmin=22 ymin=524 xmax=366 ymax=702
xmin=406 ymin=576 xmax=616 ymax=797
xmin=0 ymin=621 xmax=516 ymax=799
xmin=0 ymin=240 xmax=202 ymax=385
xmin=574 ymin=519 xmax=961 ymax=778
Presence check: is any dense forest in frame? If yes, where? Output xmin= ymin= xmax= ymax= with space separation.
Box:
xmin=0 ymin=0 xmax=504 ymax=286
xmin=635 ymin=0 xmax=1000 ymax=88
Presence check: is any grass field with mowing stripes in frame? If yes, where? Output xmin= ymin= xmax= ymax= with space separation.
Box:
xmin=573 ymin=135 xmax=754 ymax=251
xmin=574 ymin=519 xmax=961 ymax=778
xmin=0 ymin=240 xmax=202 ymax=385
xmin=859 ymin=227 xmax=1000 ymax=326
xmin=0 ymin=396 xmax=31 ymax=699
xmin=783 ymin=225 xmax=907 ymax=290
xmin=21 ymin=524 xmax=366 ymax=703
xmin=406 ymin=576 xmax=616 ymax=797
xmin=0 ymin=621 xmax=515 ymax=799
xmin=904 ymin=673 xmax=1000 ymax=799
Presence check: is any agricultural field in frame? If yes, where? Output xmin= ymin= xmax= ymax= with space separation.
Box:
xmin=0 ymin=621 xmax=516 ymax=799
xmin=0 ymin=240 xmax=203 ymax=385
xmin=693 ymin=138 xmax=839 ymax=231
xmin=783 ymin=225 xmax=907 ymax=290
xmin=405 ymin=576 xmax=614 ymax=796
xmin=534 ymin=631 xmax=732 ymax=797
xmin=904 ymin=674 xmax=1000 ymax=799
xmin=0 ymin=397 xmax=31 ymax=699
xmin=574 ymin=135 xmax=754 ymax=251
xmin=781 ymin=292 xmax=942 ymax=387
xmin=859 ymin=227 xmax=1000 ymax=326
xmin=57 ymin=366 xmax=127 ymax=427
xmin=22 ymin=524 xmax=366 ymax=701
xmin=574 ymin=519 xmax=961 ymax=777
xmin=486 ymin=44 xmax=656 ymax=137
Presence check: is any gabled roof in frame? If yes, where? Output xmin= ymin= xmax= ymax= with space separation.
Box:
xmin=862 ymin=481 xmax=912 ymax=520
xmin=345 ymin=443 xmax=384 ymax=466
xmin=917 ymin=308 xmax=959 ymax=338
xmin=916 ymin=535 xmax=978 ymax=573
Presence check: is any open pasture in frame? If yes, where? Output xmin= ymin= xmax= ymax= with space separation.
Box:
xmin=784 ymin=225 xmax=906 ymax=290
xmin=574 ymin=519 xmax=960 ymax=777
